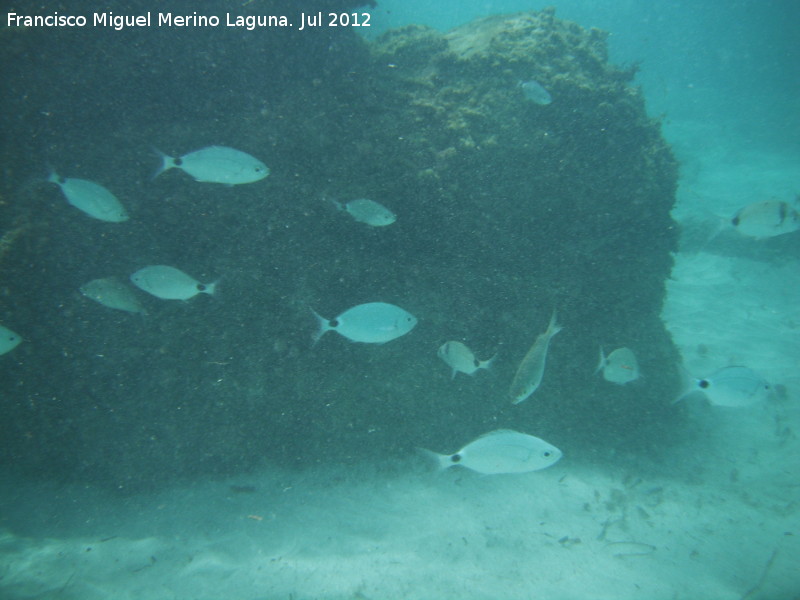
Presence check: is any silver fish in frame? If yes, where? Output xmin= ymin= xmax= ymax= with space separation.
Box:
xmin=596 ymin=347 xmax=639 ymax=384
xmin=331 ymin=198 xmax=396 ymax=227
xmin=510 ymin=311 xmax=562 ymax=404
xmin=131 ymin=265 xmax=216 ymax=300
xmin=311 ymin=302 xmax=417 ymax=345
xmin=674 ymin=365 xmax=771 ymax=407
xmin=80 ymin=277 xmax=147 ymax=315
xmin=48 ymin=172 xmax=129 ymax=222
xmin=520 ymin=80 xmax=552 ymax=105
xmin=437 ymin=341 xmax=495 ymax=379
xmin=154 ymin=146 xmax=269 ymax=185
xmin=423 ymin=429 xmax=562 ymax=475
xmin=731 ymin=200 xmax=799 ymax=239
xmin=0 ymin=324 xmax=22 ymax=356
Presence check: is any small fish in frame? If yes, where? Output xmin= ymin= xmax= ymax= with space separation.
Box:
xmin=80 ymin=277 xmax=147 ymax=314
xmin=311 ymin=302 xmax=417 ymax=345
xmin=131 ymin=266 xmax=216 ymax=300
xmin=330 ymin=198 xmax=396 ymax=227
xmin=437 ymin=341 xmax=495 ymax=379
xmin=48 ymin=172 xmax=129 ymax=222
xmin=520 ymin=80 xmax=552 ymax=105
xmin=0 ymin=324 xmax=22 ymax=356
xmin=422 ymin=429 xmax=562 ymax=475
xmin=509 ymin=311 xmax=562 ymax=404
xmin=596 ymin=347 xmax=640 ymax=384
xmin=674 ymin=365 xmax=771 ymax=407
xmin=731 ymin=200 xmax=800 ymax=239
xmin=154 ymin=146 xmax=269 ymax=185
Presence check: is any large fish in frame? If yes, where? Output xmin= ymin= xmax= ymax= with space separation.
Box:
xmin=48 ymin=172 xmax=129 ymax=222
xmin=154 ymin=146 xmax=269 ymax=185
xmin=311 ymin=302 xmax=417 ymax=345
xmin=131 ymin=266 xmax=216 ymax=300
xmin=509 ymin=311 xmax=562 ymax=404
xmin=674 ymin=365 xmax=771 ymax=407
xmin=731 ymin=200 xmax=799 ymax=239
xmin=422 ymin=429 xmax=562 ymax=475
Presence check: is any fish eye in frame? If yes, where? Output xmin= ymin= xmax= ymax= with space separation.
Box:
xmin=543 ymin=451 xmax=552 ymax=458
xmin=731 ymin=217 xmax=740 ymax=226
xmin=451 ymin=454 xmax=462 ymax=463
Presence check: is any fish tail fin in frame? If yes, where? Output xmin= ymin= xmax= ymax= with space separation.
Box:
xmin=480 ymin=352 xmax=498 ymax=371
xmin=310 ymin=308 xmax=330 ymax=347
xmin=203 ymin=279 xmax=219 ymax=296
xmin=547 ymin=309 xmax=563 ymax=337
xmin=46 ymin=169 xmax=60 ymax=185
xmin=326 ymin=196 xmax=344 ymax=211
xmin=152 ymin=148 xmax=175 ymax=179
xmin=594 ymin=346 xmax=606 ymax=374
xmin=417 ymin=448 xmax=451 ymax=471
xmin=672 ymin=364 xmax=695 ymax=404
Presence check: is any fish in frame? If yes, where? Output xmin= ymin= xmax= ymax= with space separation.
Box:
xmin=596 ymin=347 xmax=640 ymax=384
xmin=311 ymin=302 xmax=417 ymax=345
xmin=422 ymin=429 xmax=562 ymax=475
xmin=520 ymin=80 xmax=552 ymax=105
xmin=330 ymin=198 xmax=396 ymax=227
xmin=437 ymin=341 xmax=495 ymax=379
xmin=47 ymin=172 xmax=129 ymax=222
xmin=80 ymin=277 xmax=147 ymax=314
xmin=154 ymin=146 xmax=269 ymax=185
xmin=674 ymin=365 xmax=771 ymax=407
xmin=509 ymin=311 xmax=562 ymax=404
xmin=130 ymin=266 xmax=216 ymax=300
xmin=0 ymin=324 xmax=22 ymax=356
xmin=731 ymin=200 xmax=800 ymax=239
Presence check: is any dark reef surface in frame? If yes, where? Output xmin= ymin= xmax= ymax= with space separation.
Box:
xmin=1 ymin=7 xmax=681 ymax=490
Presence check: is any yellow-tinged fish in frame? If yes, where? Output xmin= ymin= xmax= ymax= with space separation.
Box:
xmin=509 ymin=311 xmax=562 ymax=404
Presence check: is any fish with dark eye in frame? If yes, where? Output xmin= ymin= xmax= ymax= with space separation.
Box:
xmin=674 ymin=365 xmax=771 ymax=407
xmin=154 ymin=146 xmax=269 ymax=185
xmin=437 ymin=341 xmax=496 ymax=379
xmin=130 ymin=266 xmax=217 ymax=301
xmin=421 ymin=429 xmax=562 ymax=475
xmin=311 ymin=302 xmax=417 ymax=345
xmin=731 ymin=199 xmax=800 ymax=239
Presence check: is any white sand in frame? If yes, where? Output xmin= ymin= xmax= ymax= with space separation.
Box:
xmin=2 ymin=177 xmax=799 ymax=597
xmin=4 ymin=25 xmax=800 ymax=600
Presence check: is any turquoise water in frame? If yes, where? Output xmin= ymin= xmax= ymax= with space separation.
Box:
xmin=1 ymin=1 xmax=798 ymax=598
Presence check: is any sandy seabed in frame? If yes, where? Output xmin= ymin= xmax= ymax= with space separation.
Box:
xmin=2 ymin=116 xmax=799 ymax=599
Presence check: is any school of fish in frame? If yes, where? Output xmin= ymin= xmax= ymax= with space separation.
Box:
xmin=2 ymin=88 xmax=787 ymax=477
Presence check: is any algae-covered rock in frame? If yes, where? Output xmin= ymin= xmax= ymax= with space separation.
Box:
xmin=0 ymin=8 xmax=681 ymax=488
